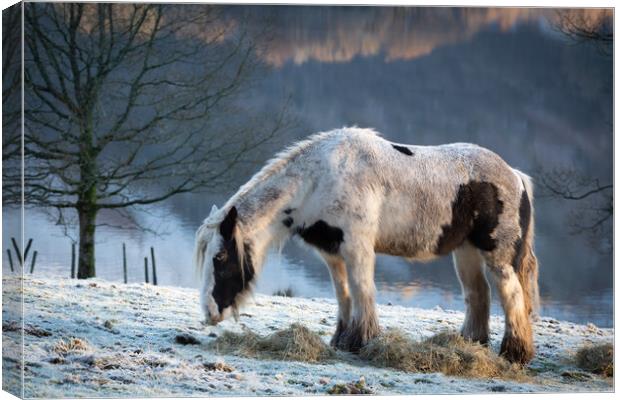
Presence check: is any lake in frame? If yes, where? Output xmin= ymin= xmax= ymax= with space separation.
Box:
xmin=3 ymin=203 xmax=612 ymax=328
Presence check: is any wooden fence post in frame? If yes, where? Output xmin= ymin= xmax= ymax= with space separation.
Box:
xmin=144 ymin=257 xmax=149 ymax=284
xmin=23 ymin=238 xmax=33 ymax=264
xmin=29 ymin=251 xmax=38 ymax=274
xmin=70 ymin=243 xmax=76 ymax=279
xmin=11 ymin=237 xmax=22 ymax=267
xmin=6 ymin=249 xmax=14 ymax=272
xmin=150 ymin=247 xmax=157 ymax=286
xmin=122 ymin=243 xmax=128 ymax=284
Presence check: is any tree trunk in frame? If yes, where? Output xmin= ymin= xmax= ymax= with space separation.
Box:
xmin=77 ymin=206 xmax=97 ymax=279
xmin=77 ymin=106 xmax=98 ymax=279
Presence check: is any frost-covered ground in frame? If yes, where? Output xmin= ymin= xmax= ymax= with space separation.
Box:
xmin=2 ymin=275 xmax=614 ymax=398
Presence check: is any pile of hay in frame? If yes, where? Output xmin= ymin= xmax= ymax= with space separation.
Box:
xmin=360 ymin=329 xmax=525 ymax=380
xmin=212 ymin=323 xmax=334 ymax=362
xmin=576 ymin=343 xmax=613 ymax=377
xmin=213 ymin=325 xmax=528 ymax=380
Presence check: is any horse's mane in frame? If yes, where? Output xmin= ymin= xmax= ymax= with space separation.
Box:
xmin=224 ymin=132 xmax=336 ymax=269
xmin=229 ymin=131 xmax=331 ymax=204
xmin=228 ymin=127 xmax=380 ymax=207
xmin=223 ymin=127 xmax=380 ymax=290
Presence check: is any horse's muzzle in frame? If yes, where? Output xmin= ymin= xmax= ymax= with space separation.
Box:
xmin=205 ymin=313 xmax=223 ymax=326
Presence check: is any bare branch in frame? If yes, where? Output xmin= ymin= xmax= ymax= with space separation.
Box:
xmin=553 ymin=9 xmax=613 ymax=57
xmin=536 ymin=167 xmax=612 ymax=253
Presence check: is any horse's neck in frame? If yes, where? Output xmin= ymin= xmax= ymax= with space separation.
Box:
xmin=231 ymin=171 xmax=307 ymax=271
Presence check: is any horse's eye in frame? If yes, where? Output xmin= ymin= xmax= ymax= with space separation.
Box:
xmin=214 ymin=252 xmax=227 ymax=263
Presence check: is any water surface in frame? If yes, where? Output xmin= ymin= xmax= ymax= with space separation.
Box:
xmin=4 ymin=206 xmax=612 ymax=328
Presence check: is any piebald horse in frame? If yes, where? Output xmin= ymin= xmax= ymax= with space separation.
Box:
xmin=194 ymin=127 xmax=539 ymax=364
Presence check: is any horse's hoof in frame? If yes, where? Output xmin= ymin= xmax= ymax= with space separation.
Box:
xmin=338 ymin=329 xmax=367 ymax=353
xmin=331 ymin=320 xmax=347 ymax=348
xmin=332 ymin=332 xmax=354 ymax=352
xmin=500 ymin=335 xmax=534 ymax=364
xmin=460 ymin=330 xmax=489 ymax=347
xmin=330 ymin=335 xmax=342 ymax=349
xmin=333 ymin=340 xmax=349 ymax=352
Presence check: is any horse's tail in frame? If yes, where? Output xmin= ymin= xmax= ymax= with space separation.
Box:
xmin=194 ymin=223 xmax=210 ymax=278
xmin=513 ymin=169 xmax=540 ymax=318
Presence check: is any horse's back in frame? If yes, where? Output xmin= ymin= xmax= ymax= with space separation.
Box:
xmin=307 ymin=128 xmax=525 ymax=260
xmin=309 ymin=129 xmax=515 ymax=181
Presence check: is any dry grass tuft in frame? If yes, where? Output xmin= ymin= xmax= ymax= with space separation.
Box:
xmin=89 ymin=355 xmax=124 ymax=370
xmin=212 ymin=323 xmax=334 ymax=362
xmin=203 ymin=361 xmax=235 ymax=372
xmin=327 ymin=378 xmax=373 ymax=395
xmin=52 ymin=338 xmax=91 ymax=355
xmin=576 ymin=343 xmax=613 ymax=377
xmin=360 ymin=329 xmax=526 ymax=380
xmin=3 ymin=321 xmax=52 ymax=337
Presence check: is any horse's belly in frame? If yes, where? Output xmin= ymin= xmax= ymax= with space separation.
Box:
xmin=374 ymin=216 xmax=445 ymax=260
xmin=374 ymin=235 xmax=441 ymax=260
xmin=374 ymin=192 xmax=450 ymax=260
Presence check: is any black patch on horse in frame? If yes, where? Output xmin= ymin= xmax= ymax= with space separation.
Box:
xmin=511 ymin=190 xmax=531 ymax=271
xmin=283 ymin=208 xmax=294 ymax=215
xmin=297 ymin=220 xmax=344 ymax=254
xmin=212 ymin=207 xmax=255 ymax=313
xmin=436 ymin=181 xmax=504 ymax=255
xmin=392 ymin=144 xmax=413 ymax=156
xmin=282 ymin=217 xmax=294 ymax=228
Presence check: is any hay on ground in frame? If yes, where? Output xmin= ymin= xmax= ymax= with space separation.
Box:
xmin=360 ymin=329 xmax=525 ymax=380
xmin=212 ymin=323 xmax=334 ymax=362
xmin=576 ymin=343 xmax=613 ymax=377
xmin=52 ymin=338 xmax=91 ymax=355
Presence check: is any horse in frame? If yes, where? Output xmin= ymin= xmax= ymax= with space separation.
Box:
xmin=194 ymin=127 xmax=539 ymax=364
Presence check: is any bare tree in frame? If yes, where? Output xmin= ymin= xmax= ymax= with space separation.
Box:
xmin=3 ymin=4 xmax=286 ymax=278
xmin=537 ymin=10 xmax=613 ymax=252
xmin=554 ymin=9 xmax=613 ymax=56
xmin=3 ymin=5 xmax=21 ymax=173
xmin=537 ymin=169 xmax=612 ymax=251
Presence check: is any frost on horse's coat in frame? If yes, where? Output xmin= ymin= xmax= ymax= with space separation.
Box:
xmin=194 ymin=127 xmax=539 ymax=364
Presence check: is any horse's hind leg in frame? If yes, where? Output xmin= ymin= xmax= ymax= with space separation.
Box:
xmin=453 ymin=242 xmax=490 ymax=344
xmin=485 ymin=258 xmax=534 ymax=364
xmin=339 ymin=243 xmax=380 ymax=352
xmin=321 ymin=254 xmax=351 ymax=348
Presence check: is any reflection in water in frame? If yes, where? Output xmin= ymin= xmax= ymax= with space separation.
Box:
xmin=243 ymin=7 xmax=611 ymax=66
xmin=4 ymin=208 xmax=612 ymax=328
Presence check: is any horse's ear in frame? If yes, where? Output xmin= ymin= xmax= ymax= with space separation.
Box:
xmin=209 ymin=204 xmax=219 ymax=216
xmin=219 ymin=206 xmax=237 ymax=242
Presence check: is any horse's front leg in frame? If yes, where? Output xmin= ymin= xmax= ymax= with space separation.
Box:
xmin=199 ymin=269 xmax=218 ymax=325
xmin=339 ymin=243 xmax=380 ymax=352
xmin=322 ymin=254 xmax=351 ymax=348
xmin=199 ymin=280 xmax=211 ymax=324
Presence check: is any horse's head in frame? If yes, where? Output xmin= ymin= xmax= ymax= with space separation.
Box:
xmin=196 ymin=204 xmax=254 ymax=325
